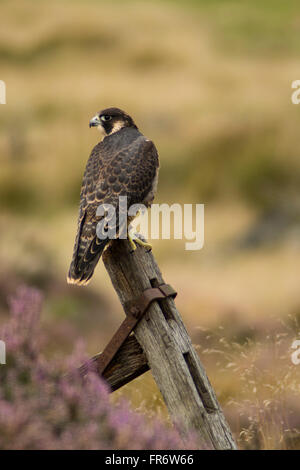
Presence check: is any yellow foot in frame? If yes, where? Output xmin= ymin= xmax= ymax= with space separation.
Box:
xmin=134 ymin=237 xmax=152 ymax=252
xmin=128 ymin=232 xmax=137 ymax=252
xmin=127 ymin=232 xmax=152 ymax=252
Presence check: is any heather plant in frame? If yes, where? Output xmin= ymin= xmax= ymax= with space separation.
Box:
xmin=0 ymin=286 xmax=194 ymax=450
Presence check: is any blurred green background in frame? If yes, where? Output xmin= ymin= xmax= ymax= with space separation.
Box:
xmin=0 ymin=0 xmax=300 ymax=449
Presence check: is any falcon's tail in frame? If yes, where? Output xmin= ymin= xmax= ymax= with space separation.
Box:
xmin=67 ymin=238 xmax=108 ymax=286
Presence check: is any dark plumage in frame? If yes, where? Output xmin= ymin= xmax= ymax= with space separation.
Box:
xmin=67 ymin=108 xmax=159 ymax=286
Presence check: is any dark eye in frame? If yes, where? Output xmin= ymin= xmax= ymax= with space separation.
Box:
xmin=100 ymin=115 xmax=112 ymax=122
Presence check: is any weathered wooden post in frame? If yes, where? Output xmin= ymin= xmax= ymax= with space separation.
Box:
xmin=90 ymin=238 xmax=236 ymax=450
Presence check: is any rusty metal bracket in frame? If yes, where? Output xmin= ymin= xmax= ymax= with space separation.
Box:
xmin=95 ymin=284 xmax=177 ymax=376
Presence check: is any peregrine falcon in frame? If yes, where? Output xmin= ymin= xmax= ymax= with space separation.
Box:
xmin=67 ymin=107 xmax=159 ymax=286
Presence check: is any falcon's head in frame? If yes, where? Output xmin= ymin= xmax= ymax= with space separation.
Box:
xmin=89 ymin=107 xmax=137 ymax=138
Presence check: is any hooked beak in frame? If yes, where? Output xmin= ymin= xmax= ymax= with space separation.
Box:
xmin=89 ymin=115 xmax=101 ymax=128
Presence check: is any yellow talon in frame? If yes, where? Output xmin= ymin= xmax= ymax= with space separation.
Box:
xmin=128 ymin=231 xmax=137 ymax=252
xmin=127 ymin=231 xmax=152 ymax=252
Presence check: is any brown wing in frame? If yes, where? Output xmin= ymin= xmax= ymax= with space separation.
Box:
xmin=67 ymin=130 xmax=159 ymax=285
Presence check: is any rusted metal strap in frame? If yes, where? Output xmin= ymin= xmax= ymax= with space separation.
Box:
xmin=96 ymin=284 xmax=177 ymax=375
